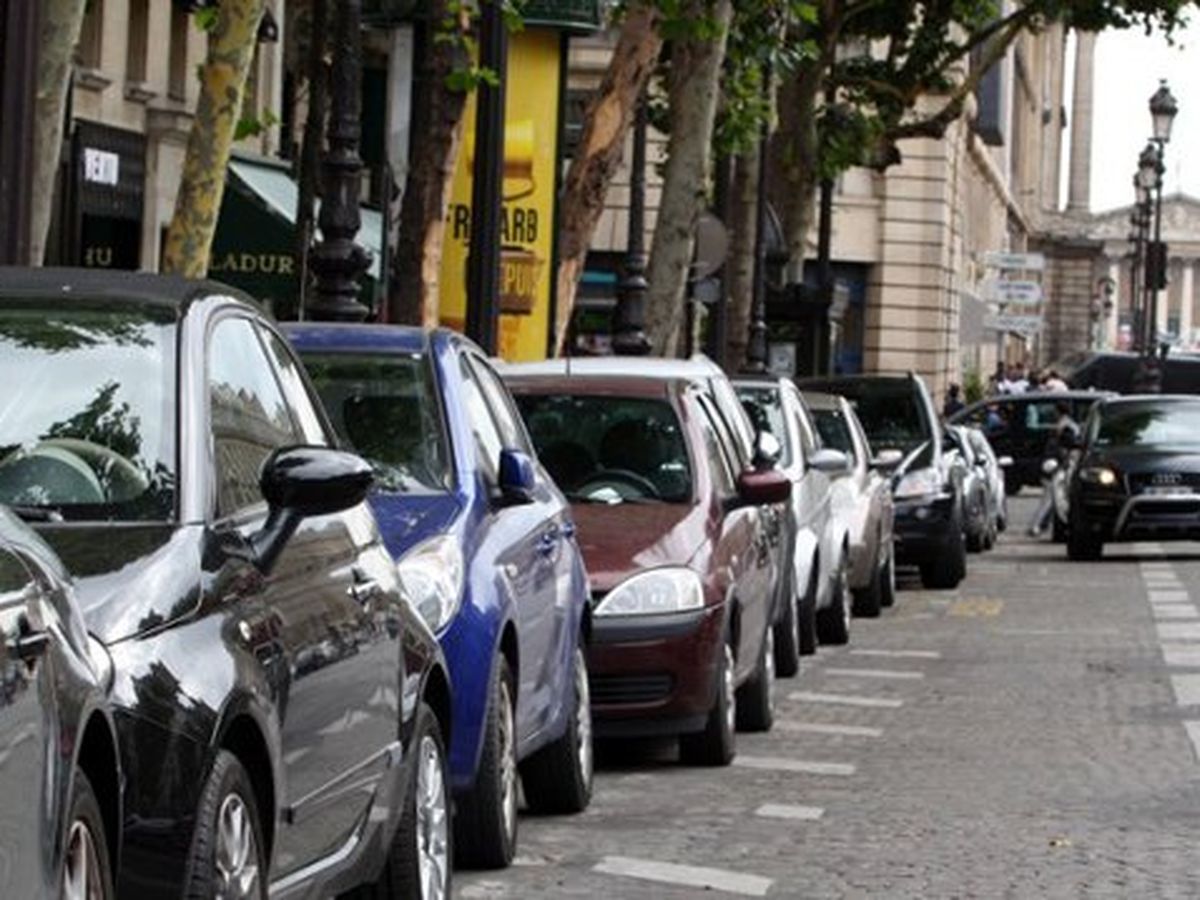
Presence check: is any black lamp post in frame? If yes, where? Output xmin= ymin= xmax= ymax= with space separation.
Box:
xmin=611 ymin=92 xmax=651 ymax=355
xmin=309 ymin=0 xmax=371 ymax=322
xmin=1138 ymin=141 xmax=1165 ymax=351
xmin=1129 ymin=174 xmax=1150 ymax=352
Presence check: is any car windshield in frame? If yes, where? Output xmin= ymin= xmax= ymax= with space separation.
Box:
xmin=0 ymin=298 xmax=176 ymax=521
xmin=736 ymin=386 xmax=793 ymax=467
xmin=818 ymin=381 xmax=929 ymax=454
xmin=300 ymin=352 xmax=451 ymax=493
xmin=811 ymin=408 xmax=854 ymax=456
xmin=1095 ymin=401 xmax=1200 ymax=450
xmin=514 ymin=393 xmax=692 ymax=504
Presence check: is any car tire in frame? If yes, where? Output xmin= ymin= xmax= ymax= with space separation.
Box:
xmin=355 ymin=702 xmax=452 ymax=900
xmin=62 ymin=770 xmax=115 ymax=900
xmin=798 ymin=567 xmax=819 ymax=656
xmin=879 ymin=548 xmax=897 ymax=608
xmin=520 ymin=645 xmax=593 ymax=815
xmin=736 ymin=628 xmax=775 ymax=733
xmin=816 ymin=555 xmax=851 ymax=645
xmin=773 ymin=582 xmax=802 ymax=678
xmin=1067 ymin=514 xmax=1103 ymax=561
xmin=679 ymin=640 xmax=736 ymax=767
xmin=852 ymin=549 xmax=885 ymax=619
xmin=454 ymin=660 xmax=518 ymax=870
xmin=182 ymin=750 xmax=268 ymax=900
xmin=920 ymin=512 xmax=967 ymax=590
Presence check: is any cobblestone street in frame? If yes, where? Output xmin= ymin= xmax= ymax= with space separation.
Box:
xmin=461 ymin=496 xmax=1200 ymax=898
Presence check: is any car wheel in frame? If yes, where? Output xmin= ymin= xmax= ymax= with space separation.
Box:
xmin=454 ymin=660 xmax=518 ymax=869
xmin=773 ymin=583 xmax=801 ymax=678
xmin=1067 ymin=513 xmax=1103 ymax=561
xmin=679 ymin=640 xmax=736 ymax=766
xmin=521 ymin=644 xmax=593 ymax=815
xmin=357 ymin=702 xmax=452 ymax=900
xmin=852 ymin=548 xmax=885 ymax=619
xmin=62 ymin=770 xmax=115 ymax=900
xmin=736 ymin=628 xmax=775 ymax=732
xmin=879 ymin=547 xmax=897 ymax=608
xmin=816 ymin=555 xmax=851 ymax=645
xmin=798 ymin=567 xmax=818 ymax=656
xmin=183 ymin=750 xmax=267 ymax=900
xmin=920 ymin=512 xmax=967 ymax=590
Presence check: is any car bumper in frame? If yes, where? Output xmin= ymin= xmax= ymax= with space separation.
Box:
xmin=1077 ymin=491 xmax=1200 ymax=541
xmin=892 ymin=494 xmax=956 ymax=564
xmin=587 ymin=603 xmax=726 ymax=739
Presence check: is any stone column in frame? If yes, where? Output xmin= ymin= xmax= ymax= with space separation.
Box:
xmin=1067 ymin=30 xmax=1096 ymax=214
xmin=1182 ymin=261 xmax=1195 ymax=348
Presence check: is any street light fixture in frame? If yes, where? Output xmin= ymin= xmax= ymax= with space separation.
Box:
xmin=1149 ymin=79 xmax=1179 ymax=143
xmin=1137 ymin=141 xmax=1162 ymax=192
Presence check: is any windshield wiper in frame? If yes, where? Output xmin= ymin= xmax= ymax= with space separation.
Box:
xmin=9 ymin=505 xmax=65 ymax=523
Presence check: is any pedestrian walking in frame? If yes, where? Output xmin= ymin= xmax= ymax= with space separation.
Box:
xmin=943 ymin=383 xmax=966 ymax=418
xmin=1028 ymin=400 xmax=1080 ymax=536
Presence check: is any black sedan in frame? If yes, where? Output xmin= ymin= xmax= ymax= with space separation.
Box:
xmin=1067 ymin=395 xmax=1200 ymax=560
xmin=0 ymin=506 xmax=120 ymax=899
xmin=0 ymin=268 xmax=452 ymax=899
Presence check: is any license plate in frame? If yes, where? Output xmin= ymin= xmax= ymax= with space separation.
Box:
xmin=1143 ymin=486 xmax=1192 ymax=496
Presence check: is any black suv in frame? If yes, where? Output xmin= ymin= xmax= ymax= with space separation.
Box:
xmin=1056 ymin=350 xmax=1200 ymax=394
xmin=1066 ymin=395 xmax=1200 ymax=560
xmin=800 ymin=373 xmax=966 ymax=589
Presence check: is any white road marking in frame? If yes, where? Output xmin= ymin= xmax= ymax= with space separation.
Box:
xmin=755 ymin=803 xmax=825 ymax=821
xmin=1153 ymin=605 xmax=1200 ymax=620
xmin=1145 ymin=579 xmax=1184 ymax=589
xmin=1185 ymin=722 xmax=1200 ymax=763
xmin=1163 ymin=645 xmax=1200 ymax=667
xmin=789 ymin=691 xmax=904 ymax=709
xmin=1148 ymin=590 xmax=1191 ymax=604
xmin=824 ymin=667 xmax=925 ymax=680
xmin=593 ymin=856 xmax=773 ymax=897
xmin=850 ymin=648 xmax=941 ymax=659
xmin=775 ymin=721 xmax=883 ymax=738
xmin=733 ymin=755 xmax=855 ymax=776
xmin=1171 ymin=674 xmax=1200 ymax=707
xmin=1157 ymin=622 xmax=1200 ymax=642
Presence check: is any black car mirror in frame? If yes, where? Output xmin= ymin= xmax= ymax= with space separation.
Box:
xmin=252 ymin=445 xmax=374 ymax=572
xmin=496 ymin=448 xmax=536 ymax=507
xmin=752 ymin=431 xmax=783 ymax=470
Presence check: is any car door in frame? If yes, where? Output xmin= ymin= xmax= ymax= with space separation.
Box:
xmin=204 ymin=314 xmax=400 ymax=876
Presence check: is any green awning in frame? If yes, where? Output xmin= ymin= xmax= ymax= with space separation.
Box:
xmin=364 ymin=0 xmax=606 ymax=30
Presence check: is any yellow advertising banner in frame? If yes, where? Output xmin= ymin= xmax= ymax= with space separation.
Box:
xmin=439 ymin=29 xmax=561 ymax=361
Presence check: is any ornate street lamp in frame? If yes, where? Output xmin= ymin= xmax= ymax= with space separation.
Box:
xmin=611 ymin=93 xmax=652 ymax=355
xmin=1150 ymin=79 xmax=1179 ymax=143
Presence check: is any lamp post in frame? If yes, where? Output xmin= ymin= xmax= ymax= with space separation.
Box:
xmin=611 ymin=92 xmax=651 ymax=355
xmin=1137 ymin=141 xmax=1163 ymax=356
xmin=1129 ymin=174 xmax=1150 ymax=352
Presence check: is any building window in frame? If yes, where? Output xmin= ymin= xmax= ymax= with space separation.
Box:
xmin=77 ymin=0 xmax=104 ymax=69
xmin=126 ymin=0 xmax=149 ymax=84
xmin=168 ymin=4 xmax=189 ymax=101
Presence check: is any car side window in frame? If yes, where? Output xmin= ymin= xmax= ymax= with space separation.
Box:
xmin=696 ymin=397 xmax=738 ymax=495
xmin=258 ymin=326 xmax=329 ymax=446
xmin=466 ymin=355 xmax=533 ymax=455
xmin=209 ymin=316 xmax=304 ymax=518
xmin=458 ymin=355 xmax=506 ymax=479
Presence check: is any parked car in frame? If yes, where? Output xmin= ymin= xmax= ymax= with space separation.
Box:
xmin=949 ymin=391 xmax=1111 ymax=493
xmin=801 ymin=373 xmax=967 ymax=589
xmin=505 ymin=368 xmax=790 ymax=766
xmin=0 ymin=507 xmax=121 ymax=899
xmin=803 ymin=392 xmax=897 ymax=617
xmin=1054 ymin=349 xmax=1200 ymax=395
xmin=1065 ymin=395 xmax=1200 ymax=560
xmin=734 ymin=377 xmax=852 ymax=667
xmin=945 ymin=425 xmax=994 ymax=552
xmin=964 ymin=426 xmax=1011 ymax=538
xmin=285 ymin=323 xmax=594 ymax=869
xmin=0 ymin=268 xmax=452 ymax=899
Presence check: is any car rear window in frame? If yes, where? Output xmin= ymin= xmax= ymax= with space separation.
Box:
xmin=514 ymin=393 xmax=692 ymax=504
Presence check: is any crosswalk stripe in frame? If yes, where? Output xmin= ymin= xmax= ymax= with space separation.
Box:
xmin=789 ymin=691 xmax=904 ymax=709
xmin=1163 ymin=645 xmax=1200 ymax=667
xmin=593 ymin=857 xmax=773 ymax=897
xmin=1157 ymin=622 xmax=1200 ymax=641
xmin=775 ymin=721 xmax=883 ymax=738
xmin=734 ymin=756 xmax=855 ymax=776
xmin=849 ymin=649 xmax=941 ymax=659
xmin=755 ymin=803 xmax=825 ymax=821
xmin=1171 ymin=674 xmax=1200 ymax=707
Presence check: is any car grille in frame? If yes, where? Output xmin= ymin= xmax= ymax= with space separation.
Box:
xmin=1129 ymin=499 xmax=1200 ymax=519
xmin=590 ymin=674 xmax=674 ymax=706
xmin=1126 ymin=472 xmax=1200 ymax=494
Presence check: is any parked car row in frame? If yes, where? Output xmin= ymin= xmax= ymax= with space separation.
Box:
xmin=0 ymin=268 xmax=1019 ymax=899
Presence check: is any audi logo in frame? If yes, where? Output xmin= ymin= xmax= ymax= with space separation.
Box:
xmin=1151 ymin=472 xmax=1184 ymax=485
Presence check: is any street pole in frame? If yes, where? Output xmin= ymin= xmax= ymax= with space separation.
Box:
xmin=1148 ymin=150 xmax=1166 ymax=356
xmin=814 ymin=89 xmax=836 ymax=375
xmin=611 ymin=91 xmax=651 ymax=355
xmin=309 ymin=0 xmax=371 ymax=322
xmin=0 ymin=0 xmax=38 ymax=265
xmin=744 ymin=80 xmax=772 ymax=373
xmin=465 ymin=0 xmax=508 ymax=356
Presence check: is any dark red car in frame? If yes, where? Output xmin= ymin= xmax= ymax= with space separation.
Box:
xmin=505 ymin=370 xmax=790 ymax=765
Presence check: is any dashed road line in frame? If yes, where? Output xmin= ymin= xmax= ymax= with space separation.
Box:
xmin=775 ymin=721 xmax=883 ymax=738
xmin=1148 ymin=590 xmax=1191 ymax=604
xmin=1157 ymin=622 xmax=1200 ymax=641
xmin=850 ymin=648 xmax=941 ymax=659
xmin=823 ymin=667 xmax=925 ymax=680
xmin=733 ymin=755 xmax=855 ymax=776
xmin=1170 ymin=673 xmax=1200 ymax=707
xmin=1163 ymin=645 xmax=1200 ymax=667
xmin=593 ymin=856 xmax=773 ymax=897
xmin=789 ymin=691 xmax=904 ymax=709
xmin=1152 ymin=604 xmax=1199 ymax=620
xmin=755 ymin=803 xmax=825 ymax=821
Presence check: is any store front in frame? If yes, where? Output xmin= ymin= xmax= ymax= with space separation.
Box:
xmin=72 ymin=121 xmax=146 ymax=271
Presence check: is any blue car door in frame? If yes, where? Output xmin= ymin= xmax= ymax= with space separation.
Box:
xmin=457 ymin=352 xmax=562 ymax=746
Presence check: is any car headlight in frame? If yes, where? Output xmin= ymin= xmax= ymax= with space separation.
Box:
xmin=594 ymin=568 xmax=705 ymax=617
xmin=893 ymin=467 xmax=942 ymax=500
xmin=396 ymin=535 xmax=464 ymax=633
xmin=1079 ymin=466 xmax=1118 ymax=487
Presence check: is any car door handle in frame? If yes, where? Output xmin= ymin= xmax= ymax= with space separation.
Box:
xmin=560 ymin=522 xmax=576 ymax=540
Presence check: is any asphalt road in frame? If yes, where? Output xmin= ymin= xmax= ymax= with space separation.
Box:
xmin=458 ymin=496 xmax=1200 ymax=898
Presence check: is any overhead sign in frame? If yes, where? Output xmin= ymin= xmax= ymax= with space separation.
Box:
xmin=982 ymin=251 xmax=1045 ymax=271
xmin=984 ymin=313 xmax=1043 ymax=334
xmin=984 ymin=279 xmax=1043 ymax=305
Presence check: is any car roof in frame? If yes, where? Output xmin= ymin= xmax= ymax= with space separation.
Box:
xmin=949 ymin=390 xmax=1112 ymax=419
xmin=1098 ymin=393 xmax=1200 ymax=409
xmin=0 ymin=265 xmax=261 ymax=312
xmin=499 ymin=354 xmax=723 ymax=381
xmin=799 ymin=390 xmax=841 ymax=411
xmin=503 ymin=370 xmax=690 ymax=400
xmin=282 ymin=321 xmax=437 ymax=354
xmin=731 ymin=373 xmax=786 ymax=389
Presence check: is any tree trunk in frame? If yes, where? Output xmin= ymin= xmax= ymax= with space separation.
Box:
xmin=30 ymin=0 xmax=87 ymax=266
xmin=162 ymin=0 xmax=266 ymax=277
xmin=725 ymin=146 xmax=759 ymax=370
xmin=771 ymin=58 xmax=822 ymax=283
xmin=553 ymin=2 xmax=663 ymax=352
xmin=293 ymin=0 xmax=329 ymax=320
xmin=643 ymin=0 xmax=734 ymax=355
xmin=387 ymin=2 xmax=469 ymax=327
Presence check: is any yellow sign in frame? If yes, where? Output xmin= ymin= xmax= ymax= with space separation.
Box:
xmin=439 ymin=29 xmax=561 ymax=361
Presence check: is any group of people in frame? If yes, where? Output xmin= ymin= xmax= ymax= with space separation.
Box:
xmin=941 ymin=363 xmax=1070 ymax=420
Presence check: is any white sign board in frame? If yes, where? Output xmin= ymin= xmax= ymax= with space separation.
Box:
xmin=984 ymin=279 xmax=1043 ymax=305
xmin=984 ymin=313 xmax=1043 ymax=334
xmin=982 ymin=251 xmax=1045 ymax=272
xmin=83 ymin=148 xmax=120 ymax=186
xmin=768 ymin=343 xmax=796 ymax=377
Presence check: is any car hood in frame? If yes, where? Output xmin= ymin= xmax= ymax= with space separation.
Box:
xmin=36 ymin=523 xmax=203 ymax=645
xmin=571 ymin=502 xmax=707 ymax=593
xmin=368 ymin=492 xmax=463 ymax=560
xmin=1088 ymin=449 xmax=1200 ymax=477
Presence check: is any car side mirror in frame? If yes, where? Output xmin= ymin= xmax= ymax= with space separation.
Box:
xmin=496 ymin=448 xmax=536 ymax=507
xmin=809 ymin=448 xmax=849 ymax=475
xmin=870 ymin=448 xmax=903 ymax=471
xmin=733 ymin=468 xmax=791 ymax=507
xmin=752 ymin=431 xmax=783 ymax=470
xmin=253 ymin=446 xmax=374 ymax=573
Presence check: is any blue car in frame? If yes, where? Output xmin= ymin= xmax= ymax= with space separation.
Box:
xmin=284 ymin=324 xmax=593 ymax=870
